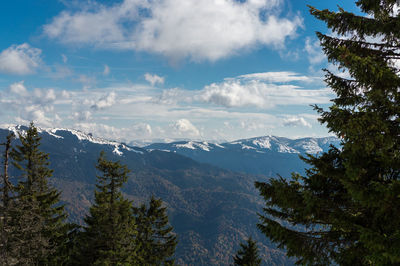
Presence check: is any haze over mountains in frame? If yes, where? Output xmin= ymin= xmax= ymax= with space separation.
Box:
xmin=0 ymin=126 xmax=339 ymax=265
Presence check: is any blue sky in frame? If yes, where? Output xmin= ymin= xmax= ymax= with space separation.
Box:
xmin=0 ymin=0 xmax=360 ymax=142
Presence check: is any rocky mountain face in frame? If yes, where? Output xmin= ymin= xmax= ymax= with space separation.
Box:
xmin=146 ymin=135 xmax=340 ymax=177
xmin=0 ymin=126 xmax=338 ymax=265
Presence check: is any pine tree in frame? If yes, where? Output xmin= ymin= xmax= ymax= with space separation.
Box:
xmin=9 ymin=123 xmax=69 ymax=265
xmin=0 ymin=133 xmax=15 ymax=265
xmin=133 ymin=196 xmax=178 ymax=265
xmin=233 ymin=237 xmax=262 ymax=266
xmin=255 ymin=1 xmax=400 ymax=265
xmin=76 ymin=151 xmax=138 ymax=265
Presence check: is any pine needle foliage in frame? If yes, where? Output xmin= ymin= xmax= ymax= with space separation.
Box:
xmin=255 ymin=1 xmax=400 ymax=265
xmin=9 ymin=123 xmax=69 ymax=265
xmin=76 ymin=151 xmax=138 ymax=265
xmin=133 ymin=196 xmax=178 ymax=265
xmin=233 ymin=237 xmax=262 ymax=266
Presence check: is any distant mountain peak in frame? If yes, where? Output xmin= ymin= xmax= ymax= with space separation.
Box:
xmin=3 ymin=125 xmax=144 ymax=156
xmin=145 ymin=135 xmax=340 ymax=156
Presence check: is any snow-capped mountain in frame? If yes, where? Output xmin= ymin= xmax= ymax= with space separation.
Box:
xmin=146 ymin=135 xmax=339 ymax=155
xmin=6 ymin=125 xmax=144 ymax=156
xmin=0 ymin=125 xmax=292 ymax=265
xmin=145 ymin=135 xmax=340 ymax=176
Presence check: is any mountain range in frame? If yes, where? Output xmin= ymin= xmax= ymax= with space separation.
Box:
xmin=0 ymin=126 xmax=339 ymax=265
xmin=145 ymin=135 xmax=340 ymax=176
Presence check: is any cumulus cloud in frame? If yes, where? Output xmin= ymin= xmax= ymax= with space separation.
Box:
xmin=1 ymin=81 xmax=68 ymax=127
xmin=283 ymin=116 xmax=312 ymax=128
xmin=0 ymin=43 xmax=42 ymax=75
xmin=144 ymin=73 xmax=164 ymax=86
xmin=90 ymin=92 xmax=117 ymax=110
xmin=132 ymin=123 xmax=153 ymax=137
xmin=10 ymin=81 xmax=28 ymax=96
xmin=173 ymin=119 xmax=200 ymax=137
xmin=44 ymin=0 xmax=303 ymax=61
xmin=197 ymin=76 xmax=332 ymax=108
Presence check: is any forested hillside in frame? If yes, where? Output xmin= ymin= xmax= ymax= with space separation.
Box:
xmin=0 ymin=126 xmax=294 ymax=265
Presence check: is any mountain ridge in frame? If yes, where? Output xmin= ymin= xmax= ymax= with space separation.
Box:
xmin=0 ymin=126 xmax=294 ymax=265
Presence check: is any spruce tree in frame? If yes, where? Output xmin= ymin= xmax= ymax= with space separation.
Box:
xmin=9 ymin=123 xmax=69 ymax=265
xmin=133 ymin=196 xmax=178 ymax=265
xmin=233 ymin=237 xmax=262 ymax=266
xmin=0 ymin=133 xmax=15 ymax=265
xmin=255 ymin=1 xmax=400 ymax=265
xmin=76 ymin=151 xmax=138 ymax=265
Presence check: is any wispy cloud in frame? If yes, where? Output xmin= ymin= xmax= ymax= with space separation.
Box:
xmin=0 ymin=71 xmax=330 ymax=141
xmin=305 ymin=37 xmax=325 ymax=67
xmin=103 ymin=64 xmax=110 ymax=76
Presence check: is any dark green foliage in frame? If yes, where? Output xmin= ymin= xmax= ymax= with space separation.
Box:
xmin=256 ymin=1 xmax=400 ymax=265
xmin=6 ymin=123 xmax=70 ymax=265
xmin=0 ymin=133 xmax=14 ymax=265
xmin=233 ymin=237 xmax=262 ymax=266
xmin=133 ymin=196 xmax=178 ymax=265
xmin=75 ymin=151 xmax=138 ymax=265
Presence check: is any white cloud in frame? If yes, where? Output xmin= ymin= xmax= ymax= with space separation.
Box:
xmin=10 ymin=81 xmax=28 ymax=96
xmin=103 ymin=64 xmax=110 ymax=76
xmin=0 ymin=43 xmax=42 ymax=75
xmin=144 ymin=73 xmax=164 ymax=86
xmin=72 ymin=110 xmax=92 ymax=121
xmin=0 ymin=72 xmax=331 ymax=141
xmin=197 ymin=76 xmax=332 ymax=108
xmin=283 ymin=116 xmax=312 ymax=128
xmin=61 ymin=54 xmax=68 ymax=63
xmin=173 ymin=119 xmax=200 ymax=137
xmin=1 ymin=82 xmax=68 ymax=127
xmin=238 ymin=71 xmax=311 ymax=83
xmin=77 ymin=74 xmax=96 ymax=89
xmin=44 ymin=0 xmax=303 ymax=62
xmin=132 ymin=123 xmax=153 ymax=137
xmin=49 ymin=64 xmax=73 ymax=79
xmin=305 ymin=37 xmax=325 ymax=65
xmin=91 ymin=92 xmax=117 ymax=110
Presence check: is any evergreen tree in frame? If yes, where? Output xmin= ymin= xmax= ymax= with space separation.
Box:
xmin=233 ymin=237 xmax=262 ymax=266
xmin=0 ymin=133 xmax=15 ymax=265
xmin=76 ymin=151 xmax=138 ymax=265
xmin=8 ymin=123 xmax=69 ymax=265
xmin=133 ymin=196 xmax=177 ymax=265
xmin=255 ymin=1 xmax=400 ymax=265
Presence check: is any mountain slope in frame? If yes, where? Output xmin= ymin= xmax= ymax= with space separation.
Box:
xmin=145 ymin=135 xmax=340 ymax=176
xmin=0 ymin=126 xmax=293 ymax=265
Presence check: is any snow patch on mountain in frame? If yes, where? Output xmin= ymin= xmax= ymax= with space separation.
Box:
xmin=176 ymin=141 xmax=212 ymax=151
xmin=113 ymin=145 xmax=123 ymax=156
xmin=176 ymin=142 xmax=196 ymax=150
xmin=277 ymin=143 xmax=299 ymax=153
xmin=146 ymin=135 xmax=340 ymax=155
xmin=3 ymin=125 xmax=144 ymax=156
xmin=252 ymin=137 xmax=271 ymax=149
xmin=293 ymin=139 xmax=323 ymax=154
xmin=241 ymin=144 xmax=256 ymax=150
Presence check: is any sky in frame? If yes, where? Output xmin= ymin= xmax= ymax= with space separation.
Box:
xmin=0 ymin=0 xmax=361 ymax=143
